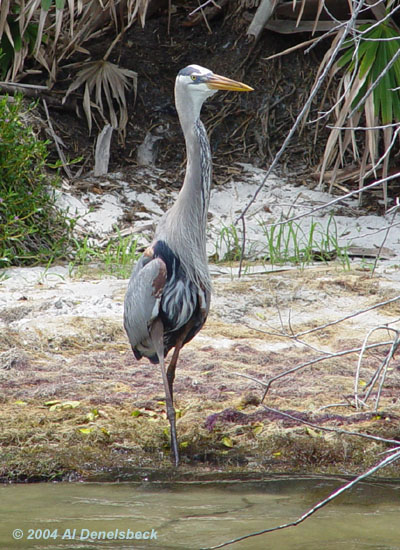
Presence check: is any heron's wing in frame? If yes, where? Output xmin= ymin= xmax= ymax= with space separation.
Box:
xmin=123 ymin=252 xmax=167 ymax=350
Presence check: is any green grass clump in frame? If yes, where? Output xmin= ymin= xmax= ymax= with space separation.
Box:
xmin=259 ymin=215 xmax=350 ymax=268
xmin=69 ymin=230 xmax=141 ymax=279
xmin=211 ymin=216 xmax=350 ymax=269
xmin=0 ymin=95 xmax=73 ymax=266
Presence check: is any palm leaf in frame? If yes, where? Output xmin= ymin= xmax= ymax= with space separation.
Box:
xmin=319 ymin=15 xmax=400 ymax=207
xmin=63 ymin=59 xmax=137 ymax=137
xmin=1 ymin=1 xmax=150 ymax=80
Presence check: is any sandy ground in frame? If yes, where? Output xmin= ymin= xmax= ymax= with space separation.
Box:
xmin=1 ymin=169 xmax=400 ymax=480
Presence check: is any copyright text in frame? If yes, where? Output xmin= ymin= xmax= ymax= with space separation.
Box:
xmin=12 ymin=527 xmax=158 ymax=541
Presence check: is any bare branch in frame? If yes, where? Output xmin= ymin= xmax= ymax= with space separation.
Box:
xmin=229 ymin=340 xmax=393 ymax=402
xmin=246 ymin=294 xmax=400 ymax=340
xmin=261 ymin=405 xmax=400 ymax=446
xmin=200 ymin=448 xmax=400 ymax=550
xmin=236 ymin=1 xmax=368 ymax=224
xmin=42 ymin=99 xmax=73 ymax=179
xmin=371 ymin=206 xmax=400 ymax=276
xmin=188 ymin=0 xmax=221 ymax=17
xmin=355 ymin=326 xmax=400 ymax=410
xmin=260 ymin=341 xmax=394 ymax=400
xmin=253 ymin=172 xmax=400 ymax=231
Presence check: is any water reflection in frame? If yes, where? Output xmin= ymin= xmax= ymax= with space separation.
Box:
xmin=0 ymin=477 xmax=399 ymax=549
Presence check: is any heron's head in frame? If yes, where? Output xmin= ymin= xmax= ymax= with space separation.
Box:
xmin=175 ymin=65 xmax=253 ymax=121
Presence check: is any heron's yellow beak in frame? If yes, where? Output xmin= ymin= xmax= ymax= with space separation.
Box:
xmin=206 ymin=74 xmax=254 ymax=92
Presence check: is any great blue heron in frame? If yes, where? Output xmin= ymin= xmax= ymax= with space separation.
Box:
xmin=124 ymin=64 xmax=253 ymax=466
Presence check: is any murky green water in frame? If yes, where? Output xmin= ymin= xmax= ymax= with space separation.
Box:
xmin=0 ymin=477 xmax=399 ymax=549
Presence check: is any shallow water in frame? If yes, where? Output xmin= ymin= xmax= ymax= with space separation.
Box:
xmin=1 ymin=477 xmax=399 ymax=549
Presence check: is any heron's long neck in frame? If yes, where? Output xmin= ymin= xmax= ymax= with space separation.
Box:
xmin=157 ymin=112 xmax=212 ymax=291
xmin=178 ymin=117 xmax=211 ymax=231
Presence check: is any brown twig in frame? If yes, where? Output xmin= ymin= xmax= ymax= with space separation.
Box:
xmin=42 ymin=99 xmax=74 ymax=178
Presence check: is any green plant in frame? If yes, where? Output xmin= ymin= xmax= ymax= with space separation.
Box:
xmin=102 ymin=230 xmax=140 ymax=277
xmin=259 ymin=215 xmax=350 ymax=268
xmin=0 ymin=95 xmax=73 ymax=266
xmin=212 ymin=223 xmax=242 ymax=263
xmin=69 ymin=230 xmax=141 ymax=278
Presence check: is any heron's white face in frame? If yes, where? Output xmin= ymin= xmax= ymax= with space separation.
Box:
xmin=176 ymin=65 xmax=218 ymax=103
xmin=175 ymin=64 xmax=253 ymax=123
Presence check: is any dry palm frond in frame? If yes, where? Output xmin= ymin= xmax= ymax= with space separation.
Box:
xmin=319 ymin=19 xmax=400 ymax=207
xmin=286 ymin=1 xmax=400 ymax=208
xmin=63 ymin=59 xmax=137 ymax=138
xmin=1 ymin=1 xmax=147 ymax=143
xmin=0 ymin=0 xmax=149 ymax=80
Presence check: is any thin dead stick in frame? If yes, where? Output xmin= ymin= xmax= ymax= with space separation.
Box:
xmin=246 ymin=294 xmax=400 ymax=340
xmin=296 ymin=295 xmax=400 ymax=338
xmin=353 ymin=2 xmax=400 ymax=44
xmin=188 ymin=0 xmax=221 ymax=17
xmin=229 ymin=340 xmax=393 ymax=398
xmin=235 ymin=24 xmax=356 ymax=224
xmin=324 ymin=124 xmax=400 ymax=187
xmin=308 ymin=32 xmax=363 ymax=126
xmin=42 ymin=99 xmax=73 ymax=178
xmin=363 ymin=330 xmax=400 ymax=410
xmin=261 ymin=405 xmax=400 ymax=447
xmin=250 ymin=172 xmax=400 ymax=231
xmin=238 ymin=216 xmax=246 ymax=278
xmin=329 ymin=122 xmax=400 ymax=131
xmin=373 ymin=334 xmax=400 ymax=411
xmin=371 ymin=206 xmax=399 ymax=276
xmin=264 ymin=20 xmax=345 ymax=62
xmin=354 ymin=326 xmax=400 ymax=409
xmin=0 ymin=81 xmax=48 ymax=91
xmin=198 ymin=4 xmax=213 ymax=33
xmin=261 ymin=341 xmax=393 ymax=400
xmin=347 ymin=219 xmax=400 ymax=241
xmin=386 ymin=198 xmax=400 ymax=216
xmin=200 ymin=448 xmax=400 ymax=550
xmin=236 ymin=1 xmax=367 ymax=226
xmin=360 ymin=127 xmax=400 ymax=188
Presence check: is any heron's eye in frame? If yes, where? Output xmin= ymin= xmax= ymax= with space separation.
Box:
xmin=191 ymin=75 xmax=197 ymax=81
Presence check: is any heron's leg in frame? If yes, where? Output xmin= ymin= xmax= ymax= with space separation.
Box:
xmin=167 ymin=344 xmax=181 ymax=401
xmin=150 ymin=319 xmax=179 ymax=467
xmin=167 ymin=320 xmax=195 ymax=400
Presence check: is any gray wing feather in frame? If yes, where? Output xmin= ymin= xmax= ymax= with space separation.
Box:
xmin=123 ymin=255 xmax=167 ymax=349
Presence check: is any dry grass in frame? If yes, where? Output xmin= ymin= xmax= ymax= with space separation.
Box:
xmin=1 ymin=267 xmax=400 ymax=480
